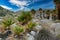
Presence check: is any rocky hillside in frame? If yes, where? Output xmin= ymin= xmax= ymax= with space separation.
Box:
xmin=0 ymin=6 xmax=14 ymax=17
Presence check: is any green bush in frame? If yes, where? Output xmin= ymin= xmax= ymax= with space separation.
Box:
xmin=12 ymin=26 xmax=24 ymax=35
xmin=54 ymin=20 xmax=60 ymax=23
xmin=27 ymin=21 xmax=36 ymax=30
xmin=2 ymin=17 xmax=15 ymax=28
xmin=57 ymin=34 xmax=60 ymax=38
xmin=17 ymin=11 xmax=32 ymax=24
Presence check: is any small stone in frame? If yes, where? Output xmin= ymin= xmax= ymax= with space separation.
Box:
xmin=0 ymin=38 xmax=2 ymax=40
xmin=30 ymin=31 xmax=36 ymax=36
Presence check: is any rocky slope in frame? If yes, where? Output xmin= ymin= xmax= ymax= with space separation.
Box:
xmin=0 ymin=6 xmax=14 ymax=17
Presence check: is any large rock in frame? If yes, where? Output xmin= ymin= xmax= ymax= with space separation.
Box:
xmin=30 ymin=31 xmax=36 ymax=36
xmin=26 ymin=33 xmax=34 ymax=40
xmin=51 ymin=23 xmax=60 ymax=35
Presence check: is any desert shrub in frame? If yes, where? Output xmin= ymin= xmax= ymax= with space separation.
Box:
xmin=27 ymin=21 xmax=36 ymax=31
xmin=55 ymin=34 xmax=60 ymax=40
xmin=12 ymin=25 xmax=25 ymax=35
xmin=17 ymin=11 xmax=32 ymax=25
xmin=1 ymin=17 xmax=15 ymax=29
xmin=54 ymin=20 xmax=60 ymax=23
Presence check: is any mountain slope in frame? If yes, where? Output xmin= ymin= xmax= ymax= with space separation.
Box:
xmin=0 ymin=6 xmax=14 ymax=17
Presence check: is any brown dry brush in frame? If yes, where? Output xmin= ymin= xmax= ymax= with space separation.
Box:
xmin=35 ymin=28 xmax=56 ymax=40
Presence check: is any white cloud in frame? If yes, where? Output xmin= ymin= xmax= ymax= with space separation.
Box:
xmin=9 ymin=0 xmax=41 ymax=11
xmin=9 ymin=0 xmax=28 ymax=6
xmin=0 ymin=5 xmax=12 ymax=10
xmin=9 ymin=0 xmax=31 ymax=10
xmin=15 ymin=6 xmax=30 ymax=11
xmin=24 ymin=7 xmax=30 ymax=11
xmin=20 ymin=6 xmax=24 ymax=10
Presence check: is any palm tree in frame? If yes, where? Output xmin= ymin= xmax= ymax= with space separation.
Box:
xmin=31 ymin=9 xmax=36 ymax=15
xmin=54 ymin=0 xmax=60 ymax=20
xmin=39 ymin=8 xmax=45 ymax=19
xmin=46 ymin=10 xmax=50 ymax=15
xmin=46 ymin=10 xmax=50 ymax=19
xmin=39 ymin=8 xmax=43 ymax=13
xmin=52 ymin=10 xmax=57 ymax=16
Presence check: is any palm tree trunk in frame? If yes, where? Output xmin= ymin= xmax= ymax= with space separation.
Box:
xmin=56 ymin=4 xmax=60 ymax=20
xmin=57 ymin=9 xmax=60 ymax=20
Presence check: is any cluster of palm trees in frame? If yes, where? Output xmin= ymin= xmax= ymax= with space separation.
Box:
xmin=30 ymin=0 xmax=60 ymax=20
xmin=31 ymin=8 xmax=57 ymax=20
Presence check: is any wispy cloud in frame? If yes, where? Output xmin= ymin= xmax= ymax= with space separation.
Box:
xmin=9 ymin=0 xmax=29 ymax=6
xmin=0 ymin=0 xmax=54 ymax=11
xmin=0 ymin=5 xmax=12 ymax=10
xmin=9 ymin=0 xmax=40 ymax=10
xmin=9 ymin=0 xmax=30 ymax=10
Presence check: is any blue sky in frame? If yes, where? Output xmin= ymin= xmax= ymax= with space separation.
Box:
xmin=0 ymin=0 xmax=55 ymax=12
